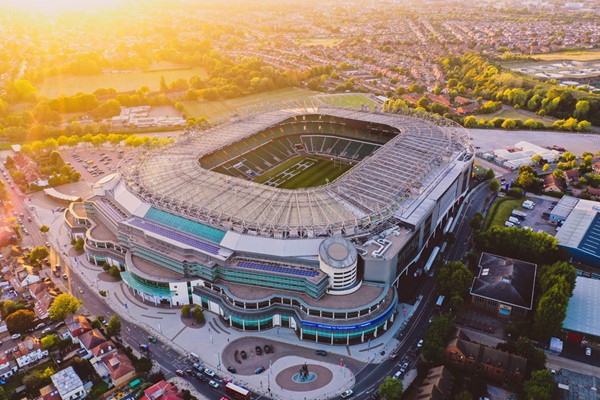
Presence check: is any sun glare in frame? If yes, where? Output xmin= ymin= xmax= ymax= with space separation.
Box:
xmin=2 ymin=0 xmax=125 ymax=14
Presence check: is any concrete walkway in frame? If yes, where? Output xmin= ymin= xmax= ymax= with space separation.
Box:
xmin=34 ymin=197 xmax=412 ymax=399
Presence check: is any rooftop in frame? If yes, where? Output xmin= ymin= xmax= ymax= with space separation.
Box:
xmin=51 ymin=367 xmax=83 ymax=397
xmin=223 ymin=280 xmax=385 ymax=310
xmin=554 ymin=368 xmax=600 ymax=400
xmin=563 ymin=277 xmax=600 ymax=337
xmin=470 ymin=253 xmax=537 ymax=310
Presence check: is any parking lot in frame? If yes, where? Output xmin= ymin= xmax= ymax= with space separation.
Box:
xmin=61 ymin=147 xmax=125 ymax=182
xmin=509 ymin=197 xmax=559 ymax=235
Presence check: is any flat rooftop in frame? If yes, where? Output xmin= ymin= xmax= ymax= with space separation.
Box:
xmin=563 ymin=277 xmax=600 ymax=338
xmin=88 ymin=215 xmax=118 ymax=242
xmin=224 ymin=280 xmax=385 ymax=310
xmin=128 ymin=254 xmax=187 ymax=281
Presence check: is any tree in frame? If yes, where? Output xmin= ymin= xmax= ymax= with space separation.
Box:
xmin=484 ymin=168 xmax=495 ymax=180
xmin=533 ymin=285 xmax=568 ymax=341
xmin=501 ymin=118 xmax=516 ymax=130
xmin=489 ymin=179 xmax=500 ymax=192
xmin=29 ymin=246 xmax=49 ymax=263
xmin=524 ymin=370 xmax=554 ymax=400
xmin=41 ymin=334 xmax=56 ymax=349
xmin=539 ymin=261 xmax=576 ymax=297
xmin=435 ymin=261 xmax=473 ymax=298
xmin=109 ymin=265 xmax=122 ymax=280
xmin=192 ymin=305 xmax=205 ymax=324
xmin=106 ymin=315 xmax=122 ymax=337
xmin=49 ymin=293 xmax=83 ymax=321
xmin=378 ymin=376 xmax=403 ymax=400
xmin=3 ymin=300 xmax=20 ymax=315
xmin=454 ymin=390 xmax=473 ymax=400
xmin=181 ymin=304 xmax=191 ymax=318
xmin=6 ymin=309 xmax=35 ymax=334
xmin=574 ymin=100 xmax=589 ymax=120
xmin=463 ymin=116 xmax=477 ymax=128
xmin=40 ymin=225 xmax=49 ymax=234
xmin=422 ymin=316 xmax=454 ymax=362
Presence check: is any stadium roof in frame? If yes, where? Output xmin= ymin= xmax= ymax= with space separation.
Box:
xmin=119 ymin=105 xmax=469 ymax=238
xmin=563 ymin=277 xmax=600 ymax=338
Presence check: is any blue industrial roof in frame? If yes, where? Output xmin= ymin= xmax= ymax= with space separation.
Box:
xmin=144 ymin=207 xmax=226 ymax=244
xmin=578 ymin=213 xmax=600 ymax=258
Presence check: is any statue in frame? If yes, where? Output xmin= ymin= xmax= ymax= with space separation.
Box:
xmin=299 ymin=363 xmax=309 ymax=380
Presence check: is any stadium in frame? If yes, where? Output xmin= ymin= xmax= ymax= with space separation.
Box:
xmin=65 ymin=103 xmax=474 ymax=344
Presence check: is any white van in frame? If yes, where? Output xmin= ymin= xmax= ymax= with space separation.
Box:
xmin=505 ymin=221 xmax=515 ymax=227
xmin=508 ymin=216 xmax=521 ymax=225
xmin=522 ymin=200 xmax=535 ymax=210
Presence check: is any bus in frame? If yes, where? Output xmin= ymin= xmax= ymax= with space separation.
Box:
xmin=423 ymin=246 xmax=440 ymax=274
xmin=435 ymin=295 xmax=445 ymax=308
xmin=225 ymin=383 xmax=250 ymax=400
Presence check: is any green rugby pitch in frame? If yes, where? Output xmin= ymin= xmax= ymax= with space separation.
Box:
xmin=254 ymin=155 xmax=353 ymax=189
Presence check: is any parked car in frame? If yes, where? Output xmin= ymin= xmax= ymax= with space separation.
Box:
xmin=393 ymin=370 xmax=402 ymax=379
xmin=341 ymin=390 xmax=354 ymax=398
xmin=62 ymin=274 xmax=68 ymax=280
xmin=175 ymin=369 xmax=184 ymax=377
xmin=586 ymin=347 xmax=592 ymax=356
xmin=400 ymin=362 xmax=409 ymax=373
xmin=255 ymin=366 xmax=265 ymax=374
xmin=315 ymin=350 xmax=328 ymax=356
xmin=417 ymin=339 xmax=424 ymax=348
xmin=204 ymin=368 xmax=215 ymax=377
xmin=10 ymin=334 xmax=20 ymax=340
xmin=139 ymin=344 xmax=150 ymax=352
xmin=227 ymin=366 xmax=237 ymax=374
xmin=148 ymin=336 xmax=158 ymax=343
xmin=209 ymin=380 xmax=219 ymax=389
xmin=34 ymin=322 xmax=45 ymax=330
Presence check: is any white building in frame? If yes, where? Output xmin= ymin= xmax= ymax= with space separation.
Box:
xmin=51 ymin=367 xmax=87 ymax=400
xmin=492 ymin=141 xmax=559 ymax=169
xmin=14 ymin=336 xmax=49 ymax=368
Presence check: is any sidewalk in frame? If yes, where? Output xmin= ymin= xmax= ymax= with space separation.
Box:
xmin=36 ymin=199 xmax=411 ymax=399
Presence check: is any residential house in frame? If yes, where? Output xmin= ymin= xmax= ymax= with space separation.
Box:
xmin=544 ymin=174 xmax=563 ymax=192
xmin=416 ymin=365 xmax=454 ymax=400
xmin=587 ymin=187 xmax=600 ymax=198
xmin=593 ymin=162 xmax=600 ymax=174
xmin=470 ymin=253 xmax=537 ymax=318
xmin=0 ymin=354 xmax=18 ymax=380
xmin=142 ymin=380 xmax=184 ymax=400
xmin=29 ymin=282 xmax=58 ymax=320
xmin=100 ymin=350 xmax=136 ymax=388
xmin=564 ymin=169 xmax=580 ymax=185
xmin=51 ymin=366 xmax=87 ymax=400
xmin=37 ymin=383 xmax=62 ymax=400
xmin=65 ymin=315 xmax=92 ymax=344
xmin=456 ymin=103 xmax=480 ymax=115
xmin=78 ymin=329 xmax=107 ymax=359
xmin=8 ymin=264 xmax=40 ymax=294
xmin=445 ymin=329 xmax=526 ymax=385
xmin=14 ymin=336 xmax=49 ymax=368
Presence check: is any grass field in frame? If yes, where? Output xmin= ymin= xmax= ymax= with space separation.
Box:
xmin=316 ymin=93 xmax=378 ymax=110
xmin=254 ymin=155 xmax=353 ymax=189
xmin=532 ymin=50 xmax=600 ymax=62
xmin=181 ymin=87 xmax=316 ymax=121
xmin=474 ymin=108 xmax=553 ymax=127
xmin=485 ymin=197 xmax=531 ymax=229
xmin=182 ymin=90 xmax=380 ymax=122
xmin=39 ymin=66 xmax=208 ymax=97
